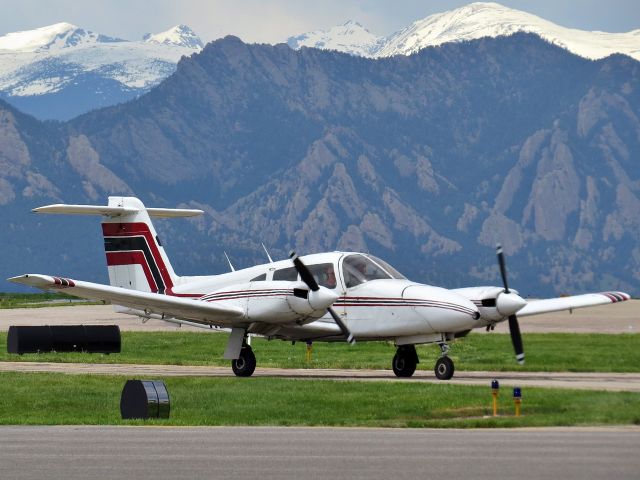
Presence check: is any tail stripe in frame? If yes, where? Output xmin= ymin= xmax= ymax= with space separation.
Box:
xmin=104 ymin=236 xmax=166 ymax=293
xmin=102 ymin=222 xmax=173 ymax=294
xmin=105 ymin=251 xmax=160 ymax=293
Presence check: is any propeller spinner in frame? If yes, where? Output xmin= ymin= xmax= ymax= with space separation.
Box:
xmin=496 ymin=244 xmax=526 ymax=365
xmin=290 ymin=251 xmax=355 ymax=344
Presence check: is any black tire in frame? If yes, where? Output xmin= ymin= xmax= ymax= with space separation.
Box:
xmin=434 ymin=356 xmax=455 ymax=380
xmin=392 ymin=346 xmax=417 ymax=377
xmin=232 ymin=347 xmax=256 ymax=377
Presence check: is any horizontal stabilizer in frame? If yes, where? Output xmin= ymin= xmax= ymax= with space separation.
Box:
xmin=33 ymin=204 xmax=203 ymax=218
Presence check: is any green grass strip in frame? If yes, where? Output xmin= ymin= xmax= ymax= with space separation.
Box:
xmin=0 ymin=372 xmax=638 ymax=427
xmin=1 ymin=331 xmax=638 ymax=373
xmin=0 ymin=292 xmax=100 ymax=309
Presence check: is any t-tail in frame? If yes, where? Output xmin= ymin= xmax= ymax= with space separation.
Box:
xmin=33 ymin=196 xmax=203 ymax=295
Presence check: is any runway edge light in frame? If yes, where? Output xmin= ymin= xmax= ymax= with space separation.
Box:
xmin=513 ymin=387 xmax=522 ymax=417
xmin=491 ymin=379 xmax=499 ymax=417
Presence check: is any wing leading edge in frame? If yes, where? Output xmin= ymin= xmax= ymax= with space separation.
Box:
xmin=517 ymin=291 xmax=631 ymax=317
xmin=8 ymin=274 xmax=243 ymax=327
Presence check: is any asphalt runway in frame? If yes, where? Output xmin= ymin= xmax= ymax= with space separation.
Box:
xmin=0 ymin=426 xmax=638 ymax=480
xmin=1 ymin=361 xmax=639 ymax=391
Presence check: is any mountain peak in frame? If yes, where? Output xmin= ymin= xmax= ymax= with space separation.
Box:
xmin=377 ymin=2 xmax=640 ymax=60
xmin=286 ymin=19 xmax=382 ymax=57
xmin=287 ymin=2 xmax=640 ymax=62
xmin=143 ymin=25 xmax=203 ymax=49
xmin=0 ymin=22 xmax=123 ymax=52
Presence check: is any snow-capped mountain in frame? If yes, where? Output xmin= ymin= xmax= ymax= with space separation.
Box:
xmin=286 ymin=20 xmax=382 ymax=57
xmin=2 ymin=2 xmax=638 ymax=120
xmin=0 ymin=22 xmax=203 ymax=119
xmin=143 ymin=24 xmax=204 ymax=49
xmin=286 ymin=2 xmax=640 ymax=61
xmin=0 ymin=22 xmax=124 ymax=52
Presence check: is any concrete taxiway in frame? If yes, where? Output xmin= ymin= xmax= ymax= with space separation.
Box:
xmin=1 ymin=361 xmax=639 ymax=392
xmin=0 ymin=426 xmax=638 ymax=480
xmin=1 ymin=300 xmax=638 ymax=333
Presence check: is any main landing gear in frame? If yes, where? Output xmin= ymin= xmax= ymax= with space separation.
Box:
xmin=392 ymin=343 xmax=455 ymax=380
xmin=392 ymin=345 xmax=418 ymax=377
xmin=231 ymin=344 xmax=256 ymax=377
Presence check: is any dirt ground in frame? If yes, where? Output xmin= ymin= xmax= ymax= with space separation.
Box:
xmin=0 ymin=300 xmax=638 ymax=333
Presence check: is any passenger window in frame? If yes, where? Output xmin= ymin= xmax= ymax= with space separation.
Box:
xmin=273 ymin=267 xmax=298 ymax=281
xmin=250 ymin=274 xmax=266 ymax=281
xmin=307 ymin=263 xmax=337 ymax=289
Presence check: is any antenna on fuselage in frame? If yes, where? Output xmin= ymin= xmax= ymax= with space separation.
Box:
xmin=262 ymin=243 xmax=274 ymax=263
xmin=224 ymin=251 xmax=236 ymax=272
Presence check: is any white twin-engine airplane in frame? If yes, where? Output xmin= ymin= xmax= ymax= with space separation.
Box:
xmin=10 ymin=196 xmax=631 ymax=379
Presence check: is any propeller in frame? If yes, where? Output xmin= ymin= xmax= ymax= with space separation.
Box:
xmin=496 ymin=244 xmax=525 ymax=365
xmin=290 ymin=251 xmax=355 ymax=344
xmin=496 ymin=244 xmax=510 ymax=294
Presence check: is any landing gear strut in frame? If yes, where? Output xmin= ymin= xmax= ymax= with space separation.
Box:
xmin=232 ymin=344 xmax=256 ymax=377
xmin=434 ymin=343 xmax=454 ymax=380
xmin=392 ymin=345 xmax=419 ymax=377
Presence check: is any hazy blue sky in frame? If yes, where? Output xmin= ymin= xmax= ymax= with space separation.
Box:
xmin=0 ymin=1 xmax=638 ymax=43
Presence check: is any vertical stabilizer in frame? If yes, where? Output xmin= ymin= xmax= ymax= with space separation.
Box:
xmin=33 ymin=196 xmax=203 ymax=295
xmin=102 ymin=197 xmax=179 ymax=294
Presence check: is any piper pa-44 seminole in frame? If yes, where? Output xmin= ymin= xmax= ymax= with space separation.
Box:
xmin=10 ymin=196 xmax=631 ymax=379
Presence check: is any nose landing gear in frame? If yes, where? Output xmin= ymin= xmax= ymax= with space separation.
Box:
xmin=434 ymin=342 xmax=454 ymax=380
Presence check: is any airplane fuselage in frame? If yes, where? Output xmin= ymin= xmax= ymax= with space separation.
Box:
xmin=117 ymin=251 xmax=482 ymax=344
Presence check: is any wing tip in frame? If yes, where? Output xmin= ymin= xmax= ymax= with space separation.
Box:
xmin=7 ymin=274 xmax=74 ymax=289
xmin=601 ymin=291 xmax=632 ymax=303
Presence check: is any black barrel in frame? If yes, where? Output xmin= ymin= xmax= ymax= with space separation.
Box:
xmin=51 ymin=325 xmax=88 ymax=352
xmin=6 ymin=325 xmax=120 ymax=354
xmin=7 ymin=326 xmax=53 ymax=353
xmin=83 ymin=326 xmax=121 ymax=353
xmin=120 ymin=380 xmax=171 ymax=419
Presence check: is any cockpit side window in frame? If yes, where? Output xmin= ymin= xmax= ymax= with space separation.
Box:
xmin=250 ymin=273 xmax=266 ymax=281
xmin=307 ymin=263 xmax=337 ymax=289
xmin=342 ymin=254 xmax=392 ymax=288
xmin=273 ymin=267 xmax=298 ymax=281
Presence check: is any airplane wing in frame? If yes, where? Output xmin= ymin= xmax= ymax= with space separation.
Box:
xmin=8 ymin=274 xmax=244 ymax=327
xmin=517 ymin=291 xmax=631 ymax=317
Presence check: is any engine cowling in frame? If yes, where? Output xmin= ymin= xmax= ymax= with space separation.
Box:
xmin=202 ymin=281 xmax=337 ymax=324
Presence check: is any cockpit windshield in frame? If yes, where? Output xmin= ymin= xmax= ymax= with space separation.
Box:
xmin=342 ymin=254 xmax=404 ymax=288
xmin=367 ymin=255 xmax=406 ymax=280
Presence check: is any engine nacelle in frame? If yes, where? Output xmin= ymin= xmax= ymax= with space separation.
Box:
xmin=202 ymin=281 xmax=336 ymax=324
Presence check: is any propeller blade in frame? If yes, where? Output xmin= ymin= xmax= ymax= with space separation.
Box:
xmin=496 ymin=244 xmax=510 ymax=294
xmin=328 ymin=307 xmax=355 ymax=345
xmin=290 ymin=251 xmax=319 ymax=291
xmin=508 ymin=314 xmax=525 ymax=365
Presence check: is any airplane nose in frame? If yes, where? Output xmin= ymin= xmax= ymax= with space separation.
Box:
xmin=403 ymin=285 xmax=480 ymax=331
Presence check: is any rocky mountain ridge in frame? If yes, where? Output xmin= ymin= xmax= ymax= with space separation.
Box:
xmin=0 ymin=34 xmax=638 ymax=296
